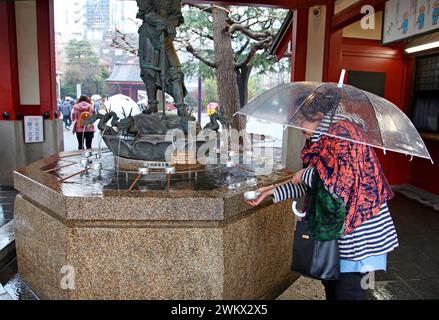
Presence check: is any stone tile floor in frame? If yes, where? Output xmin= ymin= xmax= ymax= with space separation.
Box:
xmin=0 ymin=187 xmax=438 ymax=300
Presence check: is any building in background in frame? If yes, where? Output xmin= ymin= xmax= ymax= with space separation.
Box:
xmin=54 ymin=0 xmax=87 ymax=42
xmin=86 ymin=0 xmax=111 ymax=40
xmin=106 ymin=62 xmax=144 ymax=101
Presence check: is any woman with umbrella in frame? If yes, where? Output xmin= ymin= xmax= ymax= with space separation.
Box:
xmin=246 ymin=84 xmax=403 ymax=300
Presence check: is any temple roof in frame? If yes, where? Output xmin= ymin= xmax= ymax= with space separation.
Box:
xmin=106 ymin=63 xmax=143 ymax=83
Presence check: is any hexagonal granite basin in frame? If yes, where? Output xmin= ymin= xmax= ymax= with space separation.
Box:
xmin=13 ymin=149 xmax=298 ymax=299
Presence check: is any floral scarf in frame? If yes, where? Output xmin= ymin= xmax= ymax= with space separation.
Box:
xmin=301 ymin=119 xmax=394 ymax=235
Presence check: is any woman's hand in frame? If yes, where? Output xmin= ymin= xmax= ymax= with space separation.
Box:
xmin=291 ymin=169 xmax=305 ymax=184
xmin=246 ymin=187 xmax=274 ymax=207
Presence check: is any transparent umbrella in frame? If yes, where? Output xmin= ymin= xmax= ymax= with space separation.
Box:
xmin=236 ymin=80 xmax=432 ymax=162
xmin=104 ymin=94 xmax=141 ymax=119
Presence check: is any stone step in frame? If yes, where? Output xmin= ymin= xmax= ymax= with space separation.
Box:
xmin=393 ymin=184 xmax=439 ymax=211
xmin=0 ymin=221 xmax=16 ymax=270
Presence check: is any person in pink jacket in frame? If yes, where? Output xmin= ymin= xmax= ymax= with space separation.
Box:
xmin=70 ymin=96 xmax=96 ymax=150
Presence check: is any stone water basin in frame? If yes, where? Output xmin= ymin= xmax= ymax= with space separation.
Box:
xmin=12 ymin=149 xmax=298 ymax=299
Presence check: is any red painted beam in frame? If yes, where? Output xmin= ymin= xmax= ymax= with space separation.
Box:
xmin=183 ymin=0 xmax=327 ymax=9
xmin=332 ymin=0 xmax=385 ymax=33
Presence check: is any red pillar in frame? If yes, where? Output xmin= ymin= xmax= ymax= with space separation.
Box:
xmin=290 ymin=8 xmax=308 ymax=82
xmin=324 ymin=29 xmax=343 ymax=82
xmin=36 ymin=0 xmax=57 ymax=119
xmin=0 ymin=2 xmax=20 ymax=120
xmin=322 ymin=1 xmax=335 ymax=81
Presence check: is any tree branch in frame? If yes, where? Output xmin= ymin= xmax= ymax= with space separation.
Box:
xmin=235 ymin=37 xmax=273 ymax=69
xmin=235 ymin=39 xmax=250 ymax=56
xmin=187 ymin=3 xmax=213 ymax=14
xmin=227 ymin=16 xmax=253 ymax=26
xmin=111 ymin=28 xmax=138 ymax=55
xmin=186 ymin=44 xmax=217 ymax=68
xmin=189 ymin=28 xmax=214 ymax=41
xmin=228 ymin=23 xmax=272 ymax=41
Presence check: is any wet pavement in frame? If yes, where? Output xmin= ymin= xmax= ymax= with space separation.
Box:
xmin=0 ymin=259 xmax=37 ymax=300
xmin=369 ymin=194 xmax=439 ymax=300
xmin=0 ymin=186 xmax=438 ymax=299
xmin=0 ymin=187 xmax=16 ymax=229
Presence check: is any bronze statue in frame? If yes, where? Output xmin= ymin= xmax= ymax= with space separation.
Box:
xmin=83 ymin=1 xmax=231 ymax=162
xmin=137 ymin=0 xmax=189 ymax=118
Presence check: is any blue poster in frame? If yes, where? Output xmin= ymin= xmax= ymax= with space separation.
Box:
xmin=383 ymin=0 xmax=439 ymax=44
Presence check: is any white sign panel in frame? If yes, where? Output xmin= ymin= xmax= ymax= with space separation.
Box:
xmin=24 ymin=116 xmax=44 ymax=143
xmin=383 ymin=0 xmax=439 ymax=44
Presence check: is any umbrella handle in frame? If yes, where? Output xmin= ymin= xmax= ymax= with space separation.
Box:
xmin=338 ymin=69 xmax=346 ymax=88
xmin=292 ymin=201 xmax=307 ymax=218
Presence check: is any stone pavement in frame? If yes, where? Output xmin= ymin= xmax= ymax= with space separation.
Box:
xmin=0 ymin=186 xmax=438 ymax=300
xmin=277 ymin=276 xmax=326 ymax=300
xmin=63 ymin=127 xmax=101 ymax=152
xmin=369 ymin=194 xmax=439 ymax=300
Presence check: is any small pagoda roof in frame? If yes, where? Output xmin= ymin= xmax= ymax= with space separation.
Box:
xmin=106 ymin=63 xmax=143 ymax=83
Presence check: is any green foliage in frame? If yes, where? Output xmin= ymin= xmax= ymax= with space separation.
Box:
xmin=60 ymin=83 xmax=77 ymax=98
xmin=179 ymin=5 xmax=288 ymax=76
xmin=184 ymin=94 xmax=198 ymax=108
xmin=247 ymin=77 xmax=266 ymax=101
xmin=65 ymin=39 xmax=100 ymax=65
xmin=201 ymin=78 xmax=219 ymax=110
xmin=231 ymin=7 xmax=286 ymax=69
xmin=61 ymin=39 xmax=110 ymax=98
xmin=182 ymin=56 xmax=216 ymax=79
xmin=179 ymin=7 xmax=216 ymax=80
xmin=178 ymin=5 xmax=289 ymax=106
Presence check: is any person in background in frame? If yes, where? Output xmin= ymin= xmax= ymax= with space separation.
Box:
xmin=71 ymin=96 xmax=96 ymax=150
xmin=61 ymin=98 xmax=72 ymax=129
xmin=94 ymin=99 xmax=101 ymax=114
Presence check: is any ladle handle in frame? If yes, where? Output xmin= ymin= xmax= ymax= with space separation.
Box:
xmin=292 ymin=201 xmax=307 ymax=218
xmin=59 ymin=168 xmax=88 ymax=182
xmin=128 ymin=174 xmax=142 ymax=192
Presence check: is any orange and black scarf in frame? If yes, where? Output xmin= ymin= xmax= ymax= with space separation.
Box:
xmin=301 ymin=119 xmax=394 ymax=235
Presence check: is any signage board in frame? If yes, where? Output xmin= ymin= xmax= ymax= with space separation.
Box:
xmin=383 ymin=0 xmax=439 ymax=45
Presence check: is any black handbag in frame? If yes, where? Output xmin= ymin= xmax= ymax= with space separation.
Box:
xmin=291 ymin=219 xmax=340 ymax=281
xmin=290 ymin=171 xmax=341 ymax=281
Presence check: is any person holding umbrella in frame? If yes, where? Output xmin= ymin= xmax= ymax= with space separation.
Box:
xmin=246 ymin=83 xmax=404 ymax=300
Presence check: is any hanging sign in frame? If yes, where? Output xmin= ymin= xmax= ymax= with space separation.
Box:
xmin=24 ymin=116 xmax=44 ymax=143
xmin=383 ymin=0 xmax=439 ymax=45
